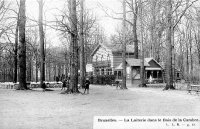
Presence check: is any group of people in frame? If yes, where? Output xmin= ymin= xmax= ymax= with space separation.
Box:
xmin=41 ymin=77 xmax=90 ymax=94
xmin=61 ymin=78 xmax=90 ymax=94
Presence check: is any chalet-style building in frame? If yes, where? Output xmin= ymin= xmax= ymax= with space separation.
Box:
xmin=90 ymin=43 xmax=165 ymax=84
xmin=90 ymin=43 xmax=135 ymax=76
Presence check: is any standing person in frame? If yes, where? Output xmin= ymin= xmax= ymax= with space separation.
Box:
xmin=66 ymin=77 xmax=70 ymax=90
xmin=61 ymin=79 xmax=66 ymax=90
xmin=41 ymin=82 xmax=46 ymax=92
xmin=56 ymin=76 xmax=59 ymax=84
xmin=84 ymin=78 xmax=90 ymax=94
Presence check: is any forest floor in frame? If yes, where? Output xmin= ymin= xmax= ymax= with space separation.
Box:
xmin=0 ymin=84 xmax=200 ymax=129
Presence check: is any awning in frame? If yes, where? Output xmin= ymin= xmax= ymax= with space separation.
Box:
xmin=145 ymin=67 xmax=162 ymax=70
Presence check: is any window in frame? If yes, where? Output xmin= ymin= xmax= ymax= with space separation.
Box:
xmin=118 ymin=71 xmax=122 ymax=77
xmin=177 ymin=73 xmax=179 ymax=78
xmin=101 ymin=69 xmax=104 ymax=75
xmin=114 ymin=71 xmax=117 ymax=76
xmin=109 ymin=69 xmax=112 ymax=75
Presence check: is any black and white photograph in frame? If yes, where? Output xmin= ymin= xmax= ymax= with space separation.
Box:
xmin=0 ymin=0 xmax=200 ymax=129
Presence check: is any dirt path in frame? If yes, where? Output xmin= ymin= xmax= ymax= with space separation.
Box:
xmin=0 ymin=85 xmax=199 ymax=129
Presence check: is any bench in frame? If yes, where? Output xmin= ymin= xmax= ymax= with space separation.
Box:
xmin=187 ymin=84 xmax=200 ymax=95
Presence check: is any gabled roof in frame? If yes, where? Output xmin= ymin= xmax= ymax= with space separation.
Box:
xmin=90 ymin=43 xmax=134 ymax=56
xmin=145 ymin=58 xmax=164 ymax=69
xmin=144 ymin=58 xmax=153 ymax=63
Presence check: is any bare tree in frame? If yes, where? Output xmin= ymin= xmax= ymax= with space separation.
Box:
xmin=38 ymin=0 xmax=45 ymax=87
xmin=139 ymin=0 xmax=146 ymax=87
xmin=126 ymin=0 xmax=139 ymax=59
xmin=69 ymin=0 xmax=79 ymax=93
xmin=17 ymin=0 xmax=27 ymax=90
xmin=14 ymin=9 xmax=19 ymax=83
xmin=164 ymin=0 xmax=175 ymax=90
xmin=121 ymin=0 xmax=127 ymax=89
xmin=79 ymin=0 xmax=85 ymax=88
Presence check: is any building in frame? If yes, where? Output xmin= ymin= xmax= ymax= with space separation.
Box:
xmin=145 ymin=58 xmax=164 ymax=83
xmin=90 ymin=43 xmax=164 ymax=84
xmin=90 ymin=43 xmax=135 ymax=76
xmin=115 ymin=58 xmax=149 ymax=84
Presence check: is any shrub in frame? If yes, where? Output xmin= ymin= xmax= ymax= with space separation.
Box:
xmin=87 ymin=75 xmax=116 ymax=85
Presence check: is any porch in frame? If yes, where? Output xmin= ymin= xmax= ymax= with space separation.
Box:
xmin=145 ymin=68 xmax=164 ymax=83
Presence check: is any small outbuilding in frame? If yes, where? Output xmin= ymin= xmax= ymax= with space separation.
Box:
xmin=144 ymin=58 xmax=164 ymax=83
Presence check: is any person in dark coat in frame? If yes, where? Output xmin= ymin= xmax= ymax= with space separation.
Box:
xmin=41 ymin=82 xmax=46 ymax=92
xmin=84 ymin=78 xmax=90 ymax=94
xmin=61 ymin=79 xmax=67 ymax=90
xmin=56 ymin=76 xmax=59 ymax=84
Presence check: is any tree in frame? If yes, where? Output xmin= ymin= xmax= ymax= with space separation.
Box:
xmin=14 ymin=9 xmax=19 ymax=83
xmin=139 ymin=0 xmax=146 ymax=87
xmin=121 ymin=0 xmax=127 ymax=89
xmin=164 ymin=0 xmax=174 ymax=90
xmin=79 ymin=0 xmax=85 ymax=88
xmin=126 ymin=0 xmax=139 ymax=59
xmin=38 ymin=0 xmax=45 ymax=87
xmin=17 ymin=0 xmax=27 ymax=90
xmin=69 ymin=0 xmax=79 ymax=93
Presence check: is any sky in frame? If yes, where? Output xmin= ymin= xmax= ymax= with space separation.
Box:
xmin=25 ymin=0 xmax=122 ymax=46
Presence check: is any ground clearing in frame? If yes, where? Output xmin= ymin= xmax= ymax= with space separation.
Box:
xmin=0 ymin=85 xmax=199 ymax=129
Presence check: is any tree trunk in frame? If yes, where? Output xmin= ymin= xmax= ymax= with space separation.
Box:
xmin=133 ymin=0 xmax=138 ymax=59
xmin=36 ymin=58 xmax=38 ymax=82
xmin=122 ymin=0 xmax=127 ymax=89
xmin=139 ymin=0 xmax=146 ymax=87
xmin=14 ymin=14 xmax=19 ymax=83
xmin=186 ymin=34 xmax=189 ymax=81
xmin=156 ymin=29 xmax=163 ymax=62
xmin=179 ymin=35 xmax=184 ymax=79
xmin=64 ymin=53 xmax=68 ymax=77
xmin=18 ymin=0 xmax=27 ymax=90
xmin=189 ymin=28 xmax=193 ymax=82
xmin=150 ymin=0 xmax=157 ymax=58
xmin=28 ymin=56 xmax=32 ymax=82
xmin=70 ymin=0 xmax=79 ymax=93
xmin=48 ymin=58 xmax=51 ymax=81
xmin=80 ymin=0 xmax=86 ymax=88
xmin=164 ymin=0 xmax=175 ymax=90
xmin=194 ymin=31 xmax=200 ymax=65
xmin=39 ymin=0 xmax=45 ymax=87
